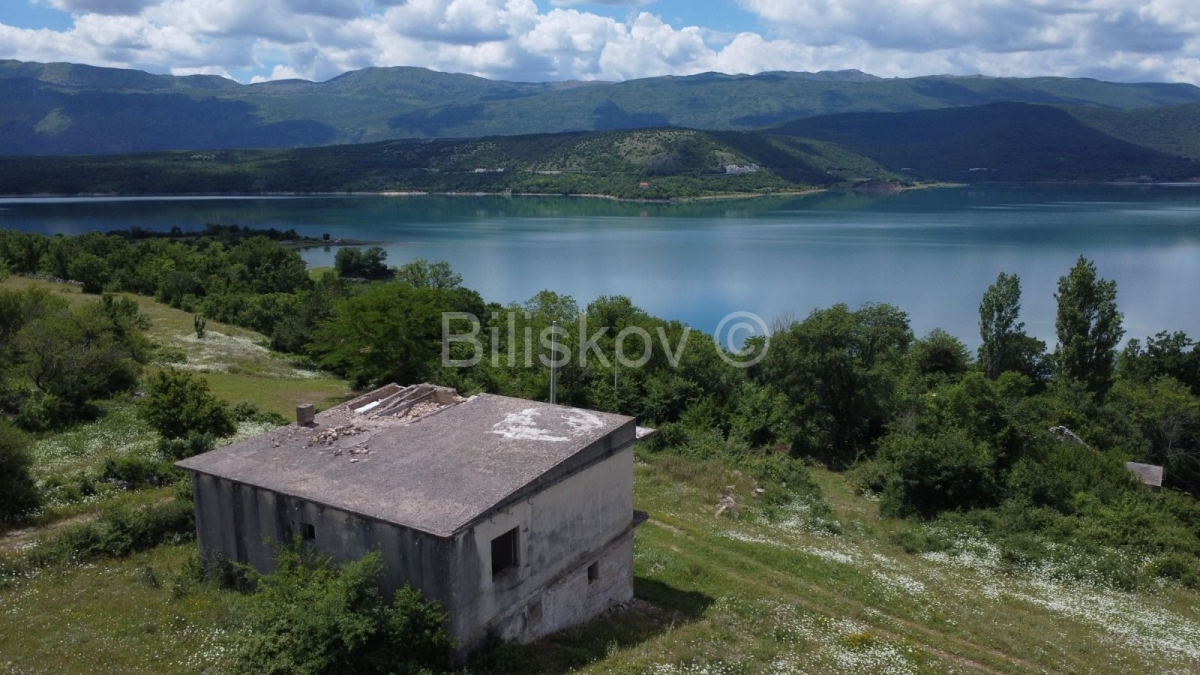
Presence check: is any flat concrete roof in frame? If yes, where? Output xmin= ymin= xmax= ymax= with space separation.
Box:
xmin=177 ymin=392 xmax=635 ymax=538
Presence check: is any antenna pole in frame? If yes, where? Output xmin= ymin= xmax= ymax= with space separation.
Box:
xmin=613 ymin=343 xmax=619 ymax=398
xmin=550 ymin=320 xmax=557 ymax=405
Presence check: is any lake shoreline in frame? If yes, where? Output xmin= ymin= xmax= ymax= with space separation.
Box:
xmin=0 ymin=182 xmax=964 ymax=204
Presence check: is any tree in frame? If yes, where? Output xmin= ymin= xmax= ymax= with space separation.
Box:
xmin=974 ymin=271 xmax=1041 ymax=381
xmin=0 ymin=421 xmax=38 ymax=523
xmin=15 ymin=300 xmax=146 ymax=415
xmin=907 ymin=328 xmax=971 ymax=388
xmin=334 ymin=247 xmax=363 ymax=277
xmin=1055 ymin=256 xmax=1124 ymax=397
xmin=335 ymin=247 xmax=391 ymax=280
xmin=141 ymin=370 xmax=235 ymax=440
xmin=396 ymin=258 xmax=462 ymax=290
xmin=1120 ymin=331 xmax=1200 ymax=395
xmin=758 ymin=303 xmax=911 ymax=465
xmin=878 ymin=430 xmax=999 ymax=518
xmin=310 ymin=283 xmax=456 ymax=387
xmin=226 ymin=236 xmax=312 ymax=294
xmin=68 ymin=252 xmax=111 ymax=294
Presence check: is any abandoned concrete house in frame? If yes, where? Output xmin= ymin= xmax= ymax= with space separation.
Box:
xmin=176 ymin=383 xmax=647 ymax=659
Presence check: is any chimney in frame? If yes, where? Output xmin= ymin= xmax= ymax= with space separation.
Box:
xmin=296 ymin=403 xmax=315 ymax=427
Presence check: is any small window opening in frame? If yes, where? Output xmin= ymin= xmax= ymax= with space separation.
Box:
xmin=301 ymin=522 xmax=316 ymax=541
xmin=491 ymin=527 xmax=519 ymax=577
xmin=587 ymin=562 xmax=599 ymax=584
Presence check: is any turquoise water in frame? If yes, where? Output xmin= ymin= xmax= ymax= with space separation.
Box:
xmin=3 ymin=185 xmax=1199 ymax=346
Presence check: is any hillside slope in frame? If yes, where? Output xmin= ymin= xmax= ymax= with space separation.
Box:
xmin=1068 ymin=102 xmax=1200 ymax=161
xmin=0 ymin=128 xmax=899 ymax=198
xmin=776 ymin=102 xmax=1200 ymax=182
xmin=3 ymin=59 xmax=1200 ymax=154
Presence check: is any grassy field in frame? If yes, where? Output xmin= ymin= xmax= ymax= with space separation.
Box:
xmin=0 ymin=277 xmax=352 ymax=417
xmin=2 ymin=278 xmax=1199 ymax=674
xmin=3 ymin=454 xmax=1199 ymax=673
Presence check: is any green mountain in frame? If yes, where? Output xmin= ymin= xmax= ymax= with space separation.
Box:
xmin=1067 ymin=102 xmax=1200 ymax=161
xmin=773 ymin=102 xmax=1200 ymax=183
xmin=0 ymin=128 xmax=901 ymax=199
xmin=3 ymin=102 xmax=1196 ymax=197
xmin=3 ymin=59 xmax=1200 ymax=155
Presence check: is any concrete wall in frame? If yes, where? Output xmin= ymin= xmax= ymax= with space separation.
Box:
xmin=446 ymin=441 xmax=636 ymax=653
xmin=190 ymin=472 xmax=454 ymax=604
xmin=188 ymin=432 xmax=638 ymax=661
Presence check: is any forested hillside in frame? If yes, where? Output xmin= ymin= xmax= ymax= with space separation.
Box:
xmin=4 ymin=102 xmax=1199 ymax=197
xmin=774 ymin=103 xmax=1200 ymax=183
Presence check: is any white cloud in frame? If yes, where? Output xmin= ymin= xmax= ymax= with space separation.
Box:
xmin=550 ymin=0 xmax=652 ymax=5
xmin=46 ymin=0 xmax=162 ymax=16
xmin=0 ymin=0 xmax=1196 ymax=85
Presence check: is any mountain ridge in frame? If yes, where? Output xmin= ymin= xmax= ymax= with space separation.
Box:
xmin=3 ymin=59 xmax=1200 ymax=156
xmin=2 ymin=102 xmax=1195 ymax=198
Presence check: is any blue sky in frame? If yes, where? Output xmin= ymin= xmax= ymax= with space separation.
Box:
xmin=0 ymin=1 xmax=1197 ymax=84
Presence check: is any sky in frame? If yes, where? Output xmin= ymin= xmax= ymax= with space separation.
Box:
xmin=0 ymin=0 xmax=1197 ymax=85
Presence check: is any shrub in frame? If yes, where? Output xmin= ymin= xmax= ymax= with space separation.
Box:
xmin=141 ymin=370 xmax=235 ymax=439
xmin=0 ymin=421 xmax=38 ymax=523
xmin=887 ymin=527 xmax=953 ymax=555
xmin=1152 ymin=553 xmax=1200 ymax=588
xmin=101 ymin=454 xmax=179 ymax=488
xmin=879 ymin=431 xmax=999 ymax=519
xmin=157 ymin=433 xmax=216 ymax=460
xmin=233 ymin=543 xmax=452 ymax=675
xmin=67 ymin=252 xmax=110 ymax=294
xmin=15 ymin=390 xmax=69 ymax=432
xmin=230 ymin=401 xmax=289 ymax=427
xmin=27 ymin=499 xmax=195 ymax=567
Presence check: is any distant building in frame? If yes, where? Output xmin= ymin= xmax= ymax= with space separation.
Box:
xmin=1125 ymin=461 xmax=1164 ymax=490
xmin=177 ymin=383 xmax=648 ymax=662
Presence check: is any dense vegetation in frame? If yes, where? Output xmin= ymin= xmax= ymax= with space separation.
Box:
xmin=1068 ymin=102 xmax=1200 ymax=161
xmin=232 ymin=543 xmax=453 ymax=675
xmin=4 ymin=102 xmax=1199 ymax=198
xmin=4 ymin=59 xmax=1200 ymax=154
xmin=2 ymin=227 xmax=1200 ymax=671
xmin=775 ymin=102 xmax=1200 ymax=183
xmin=0 ymin=128 xmax=872 ymax=199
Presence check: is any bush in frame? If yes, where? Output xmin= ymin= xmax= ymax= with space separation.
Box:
xmin=157 ymin=433 xmax=217 ymax=460
xmin=101 ymin=454 xmax=179 ymax=488
xmin=230 ymin=401 xmax=289 ymax=427
xmin=0 ymin=421 xmax=39 ymax=523
xmin=27 ymin=499 xmax=195 ymax=567
xmin=879 ymin=431 xmax=999 ymax=519
xmin=15 ymin=390 xmax=70 ymax=432
xmin=1152 ymin=553 xmax=1200 ymax=588
xmin=233 ymin=543 xmax=452 ymax=675
xmin=141 ymin=370 xmax=235 ymax=439
xmin=67 ymin=252 xmax=110 ymax=294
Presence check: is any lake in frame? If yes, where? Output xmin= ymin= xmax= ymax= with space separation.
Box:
xmin=3 ymin=185 xmax=1199 ymax=348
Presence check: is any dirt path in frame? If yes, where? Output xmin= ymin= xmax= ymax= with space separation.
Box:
xmin=0 ymin=513 xmax=98 ymax=555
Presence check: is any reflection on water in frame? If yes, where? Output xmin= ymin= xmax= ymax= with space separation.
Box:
xmin=2 ymin=186 xmax=1199 ymax=347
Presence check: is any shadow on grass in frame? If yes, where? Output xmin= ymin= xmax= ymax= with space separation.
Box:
xmin=469 ymin=575 xmax=714 ymax=674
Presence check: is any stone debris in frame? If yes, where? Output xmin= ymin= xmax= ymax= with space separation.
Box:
xmin=716 ymin=491 xmax=739 ymax=519
xmin=1049 ymin=425 xmax=1088 ymax=447
xmin=313 ymin=423 xmax=368 ymax=446
xmin=395 ymin=400 xmax=444 ymax=421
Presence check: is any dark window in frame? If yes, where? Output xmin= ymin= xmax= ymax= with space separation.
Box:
xmin=587 ymin=562 xmax=599 ymax=583
xmin=301 ymin=522 xmax=316 ymax=541
xmin=491 ymin=527 xmax=519 ymax=577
